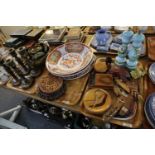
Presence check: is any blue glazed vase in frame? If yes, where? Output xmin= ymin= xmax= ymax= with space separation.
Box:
xmin=128 ymin=48 xmax=138 ymax=60
xmin=132 ymin=32 xmax=145 ymax=49
xmin=96 ymin=29 xmax=111 ymax=46
xmin=121 ymin=29 xmax=134 ymax=44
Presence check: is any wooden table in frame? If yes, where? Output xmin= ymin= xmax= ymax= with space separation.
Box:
xmin=1 ymin=33 xmax=155 ymax=128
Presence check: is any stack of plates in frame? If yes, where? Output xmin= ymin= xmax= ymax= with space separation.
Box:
xmin=144 ymin=93 xmax=155 ymax=128
xmin=46 ymin=42 xmax=95 ymax=80
xmin=149 ymin=63 xmax=155 ymax=84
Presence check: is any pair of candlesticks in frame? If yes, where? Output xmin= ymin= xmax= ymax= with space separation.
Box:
xmin=0 ymin=42 xmax=49 ymax=89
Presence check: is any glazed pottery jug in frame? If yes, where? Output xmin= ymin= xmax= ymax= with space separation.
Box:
xmin=96 ymin=29 xmax=111 ymax=46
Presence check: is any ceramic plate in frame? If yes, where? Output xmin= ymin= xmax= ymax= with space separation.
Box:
xmin=46 ymin=42 xmax=94 ymax=76
xmin=144 ymin=93 xmax=155 ymax=128
xmin=149 ymin=63 xmax=155 ymax=83
xmin=47 ymin=56 xmax=96 ymax=80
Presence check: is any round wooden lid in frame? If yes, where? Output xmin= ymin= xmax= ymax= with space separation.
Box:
xmin=83 ymin=88 xmax=112 ymax=114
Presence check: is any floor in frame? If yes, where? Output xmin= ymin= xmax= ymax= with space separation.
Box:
xmin=0 ymin=87 xmax=65 ymax=129
xmin=0 ymin=87 xmax=26 ymax=113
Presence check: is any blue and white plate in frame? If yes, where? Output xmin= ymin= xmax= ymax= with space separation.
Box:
xmin=149 ymin=63 xmax=155 ymax=83
xmin=144 ymin=93 xmax=155 ymax=128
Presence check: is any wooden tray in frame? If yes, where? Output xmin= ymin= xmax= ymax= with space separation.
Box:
xmin=83 ymin=26 xmax=116 ymax=35
xmin=143 ymin=62 xmax=154 ymax=97
xmin=133 ymin=26 xmax=155 ymax=35
xmin=111 ymin=59 xmax=153 ymax=128
xmin=6 ymin=68 xmax=89 ymax=106
xmin=80 ymin=57 xmax=145 ymax=128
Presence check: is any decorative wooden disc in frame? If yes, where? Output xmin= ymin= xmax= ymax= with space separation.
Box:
xmin=83 ymin=88 xmax=112 ymax=114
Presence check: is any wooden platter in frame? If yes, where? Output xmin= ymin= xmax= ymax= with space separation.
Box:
xmin=80 ymin=56 xmax=145 ymax=128
xmin=6 ymin=68 xmax=89 ymax=106
xmin=133 ymin=26 xmax=155 ymax=35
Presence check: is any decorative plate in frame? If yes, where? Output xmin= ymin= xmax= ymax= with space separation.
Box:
xmin=83 ymin=88 xmax=112 ymax=114
xmin=47 ymin=55 xmax=95 ymax=80
xmin=149 ymin=63 xmax=155 ymax=83
xmin=46 ymin=42 xmax=94 ymax=76
xmin=144 ymin=93 xmax=155 ymax=128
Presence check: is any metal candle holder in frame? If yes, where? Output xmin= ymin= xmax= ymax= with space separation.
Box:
xmin=9 ymin=48 xmax=30 ymax=75
xmin=1 ymin=58 xmax=21 ymax=86
xmin=17 ymin=46 xmax=42 ymax=77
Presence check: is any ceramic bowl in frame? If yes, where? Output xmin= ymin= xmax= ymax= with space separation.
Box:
xmin=46 ymin=42 xmax=94 ymax=76
xmin=47 ymin=55 xmax=96 ymax=80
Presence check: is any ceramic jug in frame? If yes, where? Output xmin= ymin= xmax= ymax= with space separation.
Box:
xmin=96 ymin=29 xmax=111 ymax=46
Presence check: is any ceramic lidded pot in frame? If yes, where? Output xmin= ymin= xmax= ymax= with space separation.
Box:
xmin=121 ymin=29 xmax=134 ymax=44
xmin=96 ymin=29 xmax=111 ymax=46
xmin=126 ymin=47 xmax=138 ymax=70
xmin=115 ymin=53 xmax=126 ymax=66
xmin=115 ymin=45 xmax=127 ymax=66
xmin=131 ymin=31 xmax=145 ymax=49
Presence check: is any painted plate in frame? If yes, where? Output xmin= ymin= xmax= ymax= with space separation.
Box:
xmin=46 ymin=42 xmax=94 ymax=76
xmin=149 ymin=63 xmax=155 ymax=83
xmin=144 ymin=93 xmax=155 ymax=128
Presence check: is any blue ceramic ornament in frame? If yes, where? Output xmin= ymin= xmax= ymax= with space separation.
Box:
xmin=121 ymin=29 xmax=134 ymax=44
xmin=115 ymin=45 xmax=127 ymax=66
xmin=126 ymin=47 xmax=138 ymax=70
xmin=96 ymin=29 xmax=111 ymax=46
xmin=132 ymin=31 xmax=145 ymax=49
